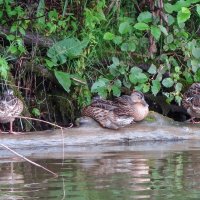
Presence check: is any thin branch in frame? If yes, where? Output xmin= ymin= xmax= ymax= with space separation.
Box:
xmin=0 ymin=143 xmax=58 ymax=177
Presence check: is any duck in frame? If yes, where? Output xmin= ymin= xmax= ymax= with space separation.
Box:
xmin=182 ymin=83 xmax=200 ymax=123
xmin=0 ymin=89 xmax=23 ymax=134
xmin=82 ymin=90 xmax=149 ymax=129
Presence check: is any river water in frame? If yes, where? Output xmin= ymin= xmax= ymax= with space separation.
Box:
xmin=0 ymin=141 xmax=200 ymax=200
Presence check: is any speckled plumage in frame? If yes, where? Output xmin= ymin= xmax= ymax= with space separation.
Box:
xmin=82 ymin=91 xmax=149 ymax=129
xmin=0 ymin=89 xmax=23 ymax=133
xmin=182 ymin=83 xmax=200 ymax=122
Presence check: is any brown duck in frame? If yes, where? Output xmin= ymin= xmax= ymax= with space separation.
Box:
xmin=0 ymin=89 xmax=23 ymax=134
xmin=182 ymin=83 xmax=200 ymax=123
xmin=82 ymin=90 xmax=149 ymax=129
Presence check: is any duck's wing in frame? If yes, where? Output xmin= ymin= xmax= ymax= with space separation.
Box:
xmin=190 ymin=95 xmax=200 ymax=113
xmin=114 ymin=95 xmax=132 ymax=105
xmin=113 ymin=105 xmax=136 ymax=116
xmin=90 ymin=99 xmax=117 ymax=110
xmin=0 ymin=97 xmax=23 ymax=116
xmin=82 ymin=105 xmax=134 ymax=129
xmin=182 ymin=83 xmax=200 ymax=109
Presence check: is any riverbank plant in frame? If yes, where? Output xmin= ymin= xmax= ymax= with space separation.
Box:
xmin=0 ymin=0 xmax=199 ymax=128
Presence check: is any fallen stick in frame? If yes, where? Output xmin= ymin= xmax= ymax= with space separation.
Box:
xmin=0 ymin=143 xmax=58 ymax=177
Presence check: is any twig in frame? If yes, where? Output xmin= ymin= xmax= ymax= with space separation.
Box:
xmin=15 ymin=116 xmax=73 ymax=165
xmin=0 ymin=143 xmax=58 ymax=177
xmin=15 ymin=116 xmax=72 ymax=129
xmin=71 ymin=77 xmax=87 ymax=85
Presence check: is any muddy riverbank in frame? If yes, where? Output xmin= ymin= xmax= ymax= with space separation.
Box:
xmin=0 ymin=112 xmax=200 ymax=151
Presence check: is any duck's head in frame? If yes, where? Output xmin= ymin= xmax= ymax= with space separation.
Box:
xmin=130 ymin=90 xmax=148 ymax=106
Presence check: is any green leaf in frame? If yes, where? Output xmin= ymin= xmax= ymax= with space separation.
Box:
xmin=191 ymin=59 xmax=200 ymax=72
xmin=97 ymin=87 xmax=108 ymax=98
xmin=162 ymin=77 xmax=174 ymax=88
xmin=137 ymin=73 xmax=148 ymax=83
xmin=36 ymin=0 xmax=45 ymax=24
xmin=151 ymin=26 xmax=161 ymax=40
xmin=167 ymin=14 xmax=175 ymax=26
xmin=142 ymin=84 xmax=150 ymax=93
xmin=129 ymin=42 xmax=136 ymax=52
xmin=158 ymin=25 xmax=168 ymax=36
xmin=112 ymin=57 xmax=120 ymax=66
xmin=148 ymin=64 xmax=157 ymax=74
xmin=114 ymin=79 xmax=122 ymax=87
xmin=192 ymin=48 xmax=200 ymax=59
xmin=129 ymin=73 xmax=137 ymax=84
xmin=19 ymin=27 xmax=26 ymax=35
xmin=0 ymin=56 xmax=9 ymax=79
xmin=177 ymin=7 xmax=191 ymax=24
xmin=47 ymin=38 xmax=89 ymax=65
xmin=183 ymin=71 xmax=193 ymax=84
xmin=164 ymin=3 xmax=174 ymax=14
xmin=119 ymin=22 xmax=131 ymax=34
xmin=175 ymin=95 xmax=182 ymax=106
xmin=108 ymin=64 xmax=120 ymax=76
xmin=54 ymin=70 xmax=71 ymax=92
xmin=121 ymin=43 xmax=129 ymax=51
xmin=113 ymin=36 xmax=122 ymax=45
xmin=151 ymin=80 xmax=161 ymax=96
xmin=123 ymin=78 xmax=131 ymax=88
xmin=129 ymin=67 xmax=148 ymax=84
xmin=166 ymin=34 xmax=174 ymax=44
xmin=32 ymin=108 xmax=40 ymax=117
xmin=45 ymin=58 xmax=55 ymax=69
xmin=103 ymin=32 xmax=115 ymax=40
xmin=121 ymin=42 xmax=136 ymax=52
xmin=134 ymin=23 xmax=149 ymax=31
xmin=130 ymin=66 xmax=142 ymax=74
xmin=6 ymin=34 xmax=15 ymax=41
xmin=175 ymin=82 xmax=182 ymax=92
xmin=137 ymin=11 xmax=152 ymax=23
xmin=112 ymin=85 xmax=121 ymax=97
xmin=197 ymin=4 xmax=200 ymax=16
xmin=194 ymin=69 xmax=200 ymax=82
xmin=91 ymin=78 xmax=109 ymax=92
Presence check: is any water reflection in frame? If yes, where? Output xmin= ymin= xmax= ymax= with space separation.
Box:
xmin=0 ymin=144 xmax=200 ymax=199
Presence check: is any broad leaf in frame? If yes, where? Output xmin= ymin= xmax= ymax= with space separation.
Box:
xmin=103 ymin=32 xmax=115 ymax=40
xmin=119 ymin=22 xmax=131 ymax=34
xmin=192 ymin=47 xmax=200 ymax=59
xmin=175 ymin=82 xmax=183 ymax=92
xmin=54 ymin=70 xmax=71 ymax=92
xmin=177 ymin=7 xmax=191 ymax=24
xmin=151 ymin=26 xmax=161 ymax=40
xmin=151 ymin=80 xmax=161 ymax=96
xmin=113 ymin=36 xmax=122 ymax=45
xmin=197 ymin=4 xmax=200 ymax=16
xmin=137 ymin=11 xmax=152 ymax=23
xmin=137 ymin=73 xmax=148 ymax=83
xmin=162 ymin=77 xmax=174 ymax=88
xmin=158 ymin=25 xmax=168 ymax=36
xmin=112 ymin=57 xmax=120 ymax=66
xmin=47 ymin=38 xmax=89 ymax=65
xmin=91 ymin=78 xmax=109 ymax=92
xmin=142 ymin=84 xmax=150 ymax=93
xmin=134 ymin=23 xmax=149 ymax=31
xmin=148 ymin=64 xmax=157 ymax=74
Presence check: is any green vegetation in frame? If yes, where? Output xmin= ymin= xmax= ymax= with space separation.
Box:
xmin=0 ymin=0 xmax=199 ymax=127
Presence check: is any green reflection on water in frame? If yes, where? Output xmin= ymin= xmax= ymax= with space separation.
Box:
xmin=0 ymin=149 xmax=200 ymax=199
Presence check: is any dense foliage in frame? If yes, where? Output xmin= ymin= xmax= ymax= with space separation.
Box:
xmin=0 ymin=0 xmax=200 ymax=126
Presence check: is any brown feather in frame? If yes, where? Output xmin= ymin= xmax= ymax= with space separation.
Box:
xmin=82 ymin=90 xmax=149 ymax=129
xmin=182 ymin=83 xmax=200 ymax=119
